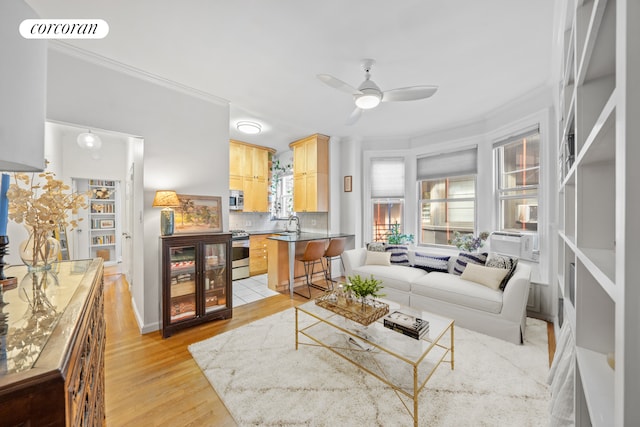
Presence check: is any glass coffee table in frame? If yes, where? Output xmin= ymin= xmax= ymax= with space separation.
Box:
xmin=295 ymin=299 xmax=454 ymax=427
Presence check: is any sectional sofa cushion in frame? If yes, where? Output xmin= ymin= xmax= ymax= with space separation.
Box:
xmin=411 ymin=272 xmax=503 ymax=314
xmin=413 ymin=253 xmax=450 ymax=273
xmin=485 ymin=253 xmax=519 ymax=290
xmin=364 ymin=250 xmax=391 ymax=266
xmin=386 ymin=245 xmax=410 ymax=266
xmin=452 ymin=252 xmax=488 ymax=275
xmin=350 ymin=264 xmax=426 ymax=293
xmin=460 ymin=262 xmax=510 ymax=290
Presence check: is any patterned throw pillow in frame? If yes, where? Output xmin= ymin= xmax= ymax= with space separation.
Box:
xmin=385 ymin=245 xmax=410 ymax=266
xmin=485 ymin=254 xmax=519 ymax=290
xmin=453 ymin=252 xmax=488 ymax=275
xmin=366 ymin=242 xmax=387 ymax=252
xmin=413 ymin=253 xmax=450 ymax=273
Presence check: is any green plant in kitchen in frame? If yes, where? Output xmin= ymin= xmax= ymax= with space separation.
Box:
xmin=386 ymin=222 xmax=414 ymax=245
xmin=345 ymin=274 xmax=385 ymax=301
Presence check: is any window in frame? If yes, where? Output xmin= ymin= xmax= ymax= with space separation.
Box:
xmin=494 ymin=127 xmax=540 ymax=233
xmin=370 ymin=158 xmax=404 ymax=242
xmin=417 ymin=147 xmax=477 ymax=245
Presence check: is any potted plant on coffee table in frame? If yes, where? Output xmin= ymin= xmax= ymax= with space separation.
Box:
xmin=345 ymin=274 xmax=385 ymax=310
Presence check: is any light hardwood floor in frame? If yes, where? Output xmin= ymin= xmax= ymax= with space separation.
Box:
xmin=103 ymin=270 xmax=555 ymax=426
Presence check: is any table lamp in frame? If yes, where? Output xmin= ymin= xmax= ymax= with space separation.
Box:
xmin=152 ymin=190 xmax=180 ymax=236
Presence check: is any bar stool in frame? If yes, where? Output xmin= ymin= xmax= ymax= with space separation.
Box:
xmin=294 ymin=240 xmax=326 ymax=298
xmin=323 ymin=238 xmax=346 ymax=288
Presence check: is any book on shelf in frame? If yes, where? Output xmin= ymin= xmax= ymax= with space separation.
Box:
xmin=383 ymin=310 xmax=429 ymax=340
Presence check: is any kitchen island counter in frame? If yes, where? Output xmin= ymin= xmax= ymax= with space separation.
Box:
xmin=266 ymin=233 xmax=355 ymax=297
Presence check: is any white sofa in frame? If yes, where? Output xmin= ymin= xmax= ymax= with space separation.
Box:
xmin=341 ymin=247 xmax=532 ymax=344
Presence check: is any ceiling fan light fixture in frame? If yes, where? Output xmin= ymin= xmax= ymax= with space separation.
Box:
xmin=355 ymin=92 xmax=381 ymax=110
xmin=236 ymin=121 xmax=262 ymax=134
xmin=77 ymin=130 xmax=102 ymax=151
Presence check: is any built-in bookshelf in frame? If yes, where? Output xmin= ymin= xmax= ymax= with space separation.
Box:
xmin=556 ymin=0 xmax=639 ymax=425
xmin=74 ymin=178 xmax=121 ymax=266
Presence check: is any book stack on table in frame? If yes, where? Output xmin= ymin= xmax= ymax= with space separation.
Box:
xmin=383 ymin=310 xmax=429 ymax=340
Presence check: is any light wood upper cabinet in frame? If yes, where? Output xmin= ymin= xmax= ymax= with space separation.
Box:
xmin=229 ymin=140 xmax=275 ymax=212
xmin=290 ymin=134 xmax=329 ymax=212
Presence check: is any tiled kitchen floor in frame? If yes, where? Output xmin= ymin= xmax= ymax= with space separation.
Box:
xmin=232 ymin=274 xmax=280 ymax=307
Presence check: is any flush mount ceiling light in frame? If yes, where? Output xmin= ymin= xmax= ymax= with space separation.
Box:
xmin=236 ymin=121 xmax=262 ymax=135
xmin=77 ymin=130 xmax=102 ymax=151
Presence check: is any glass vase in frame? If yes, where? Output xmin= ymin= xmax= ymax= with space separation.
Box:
xmin=19 ymin=228 xmax=60 ymax=272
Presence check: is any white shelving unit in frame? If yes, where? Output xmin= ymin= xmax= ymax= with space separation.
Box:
xmin=556 ymin=0 xmax=639 ymax=425
xmin=75 ymin=178 xmax=121 ymax=266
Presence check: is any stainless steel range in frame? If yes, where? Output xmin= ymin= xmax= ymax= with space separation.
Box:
xmin=230 ymin=230 xmax=250 ymax=280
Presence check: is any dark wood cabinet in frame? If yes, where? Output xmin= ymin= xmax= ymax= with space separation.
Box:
xmin=160 ymin=233 xmax=232 ymax=337
xmin=0 ymin=259 xmax=105 ymax=427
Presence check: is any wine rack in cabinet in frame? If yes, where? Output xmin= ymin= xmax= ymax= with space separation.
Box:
xmin=160 ymin=233 xmax=232 ymax=337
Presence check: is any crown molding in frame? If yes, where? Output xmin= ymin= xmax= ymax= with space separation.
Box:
xmin=49 ymin=41 xmax=229 ymax=107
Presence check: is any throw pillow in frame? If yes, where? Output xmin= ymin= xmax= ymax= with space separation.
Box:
xmin=366 ymin=242 xmax=387 ymax=252
xmin=453 ymin=252 xmax=488 ymax=275
xmin=460 ymin=262 xmax=509 ymax=290
xmin=385 ymin=245 xmax=410 ymax=266
xmin=413 ymin=253 xmax=450 ymax=273
xmin=365 ymin=250 xmax=391 ymax=266
xmin=485 ymin=253 xmax=519 ymax=290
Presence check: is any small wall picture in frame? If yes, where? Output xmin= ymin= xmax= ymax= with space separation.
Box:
xmin=175 ymin=194 xmax=223 ymax=233
xmin=344 ymin=175 xmax=353 ymax=192
xmin=100 ymin=219 xmax=115 ymax=229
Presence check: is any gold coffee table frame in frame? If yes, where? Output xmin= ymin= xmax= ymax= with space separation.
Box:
xmin=295 ymin=300 xmax=454 ymax=427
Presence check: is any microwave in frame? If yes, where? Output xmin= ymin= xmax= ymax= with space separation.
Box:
xmin=230 ymin=190 xmax=244 ymax=211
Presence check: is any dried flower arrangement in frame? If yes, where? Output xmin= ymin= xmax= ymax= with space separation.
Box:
xmin=7 ymin=167 xmax=89 ymax=266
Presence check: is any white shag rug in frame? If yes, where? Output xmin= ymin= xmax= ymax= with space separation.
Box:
xmin=189 ymin=309 xmax=550 ymax=426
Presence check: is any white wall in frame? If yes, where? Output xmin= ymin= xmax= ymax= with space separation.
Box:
xmin=45 ymin=45 xmax=230 ymax=333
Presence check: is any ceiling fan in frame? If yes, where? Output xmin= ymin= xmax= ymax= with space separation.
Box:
xmin=317 ymin=59 xmax=438 ymax=125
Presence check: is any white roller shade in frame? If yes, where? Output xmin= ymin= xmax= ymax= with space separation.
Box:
xmin=416 ymin=146 xmax=478 ymax=180
xmin=492 ymin=125 xmax=540 ymax=149
xmin=371 ymin=158 xmax=404 ymax=198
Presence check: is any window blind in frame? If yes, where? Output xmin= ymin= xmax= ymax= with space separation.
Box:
xmin=371 ymin=158 xmax=404 ymax=198
xmin=492 ymin=124 xmax=540 ymax=149
xmin=416 ymin=146 xmax=477 ymax=180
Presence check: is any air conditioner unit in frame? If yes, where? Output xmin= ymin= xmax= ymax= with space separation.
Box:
xmin=489 ymin=232 xmax=534 ymax=260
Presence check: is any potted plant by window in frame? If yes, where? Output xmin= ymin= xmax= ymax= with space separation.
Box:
xmin=386 ymin=222 xmax=414 ymax=245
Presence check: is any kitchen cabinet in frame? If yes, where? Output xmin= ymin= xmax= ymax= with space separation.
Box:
xmin=0 ymin=259 xmax=105 ymax=426
xmin=249 ymin=233 xmax=272 ymax=276
xmin=229 ymin=140 xmax=275 ymax=212
xmin=160 ymin=233 xmax=232 ymax=338
xmin=290 ymin=134 xmax=329 ymax=212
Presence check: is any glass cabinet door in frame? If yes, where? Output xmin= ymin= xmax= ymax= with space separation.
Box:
xmin=169 ymin=245 xmax=197 ymax=323
xmin=203 ymin=242 xmax=227 ymax=313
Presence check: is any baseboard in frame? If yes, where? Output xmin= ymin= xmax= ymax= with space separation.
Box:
xmin=130 ymin=294 xmax=160 ymax=334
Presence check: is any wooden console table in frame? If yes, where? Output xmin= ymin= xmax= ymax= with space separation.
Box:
xmin=0 ymin=259 xmax=105 ymax=426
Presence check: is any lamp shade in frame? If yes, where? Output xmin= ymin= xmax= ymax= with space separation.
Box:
xmin=152 ymin=190 xmax=180 ymax=207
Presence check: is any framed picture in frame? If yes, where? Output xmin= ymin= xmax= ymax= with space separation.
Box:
xmin=344 ymin=175 xmax=352 ymax=192
xmin=175 ymin=194 xmax=223 ymax=233
xmin=100 ymin=219 xmax=115 ymax=229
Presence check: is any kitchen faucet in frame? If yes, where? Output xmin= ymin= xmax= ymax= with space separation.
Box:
xmin=287 ymin=215 xmax=301 ymax=234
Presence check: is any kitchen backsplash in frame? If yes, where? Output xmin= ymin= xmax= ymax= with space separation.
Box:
xmin=229 ymin=211 xmax=328 ymax=234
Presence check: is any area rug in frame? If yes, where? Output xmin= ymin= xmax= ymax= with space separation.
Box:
xmin=189 ymin=308 xmax=549 ymax=426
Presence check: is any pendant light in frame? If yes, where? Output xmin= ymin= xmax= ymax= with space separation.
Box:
xmin=77 ymin=130 xmax=102 ymax=151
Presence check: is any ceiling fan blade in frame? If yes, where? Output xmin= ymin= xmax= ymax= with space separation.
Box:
xmin=345 ymin=107 xmax=362 ymax=125
xmin=317 ymin=74 xmax=362 ymax=95
xmin=382 ymin=85 xmax=438 ymax=102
